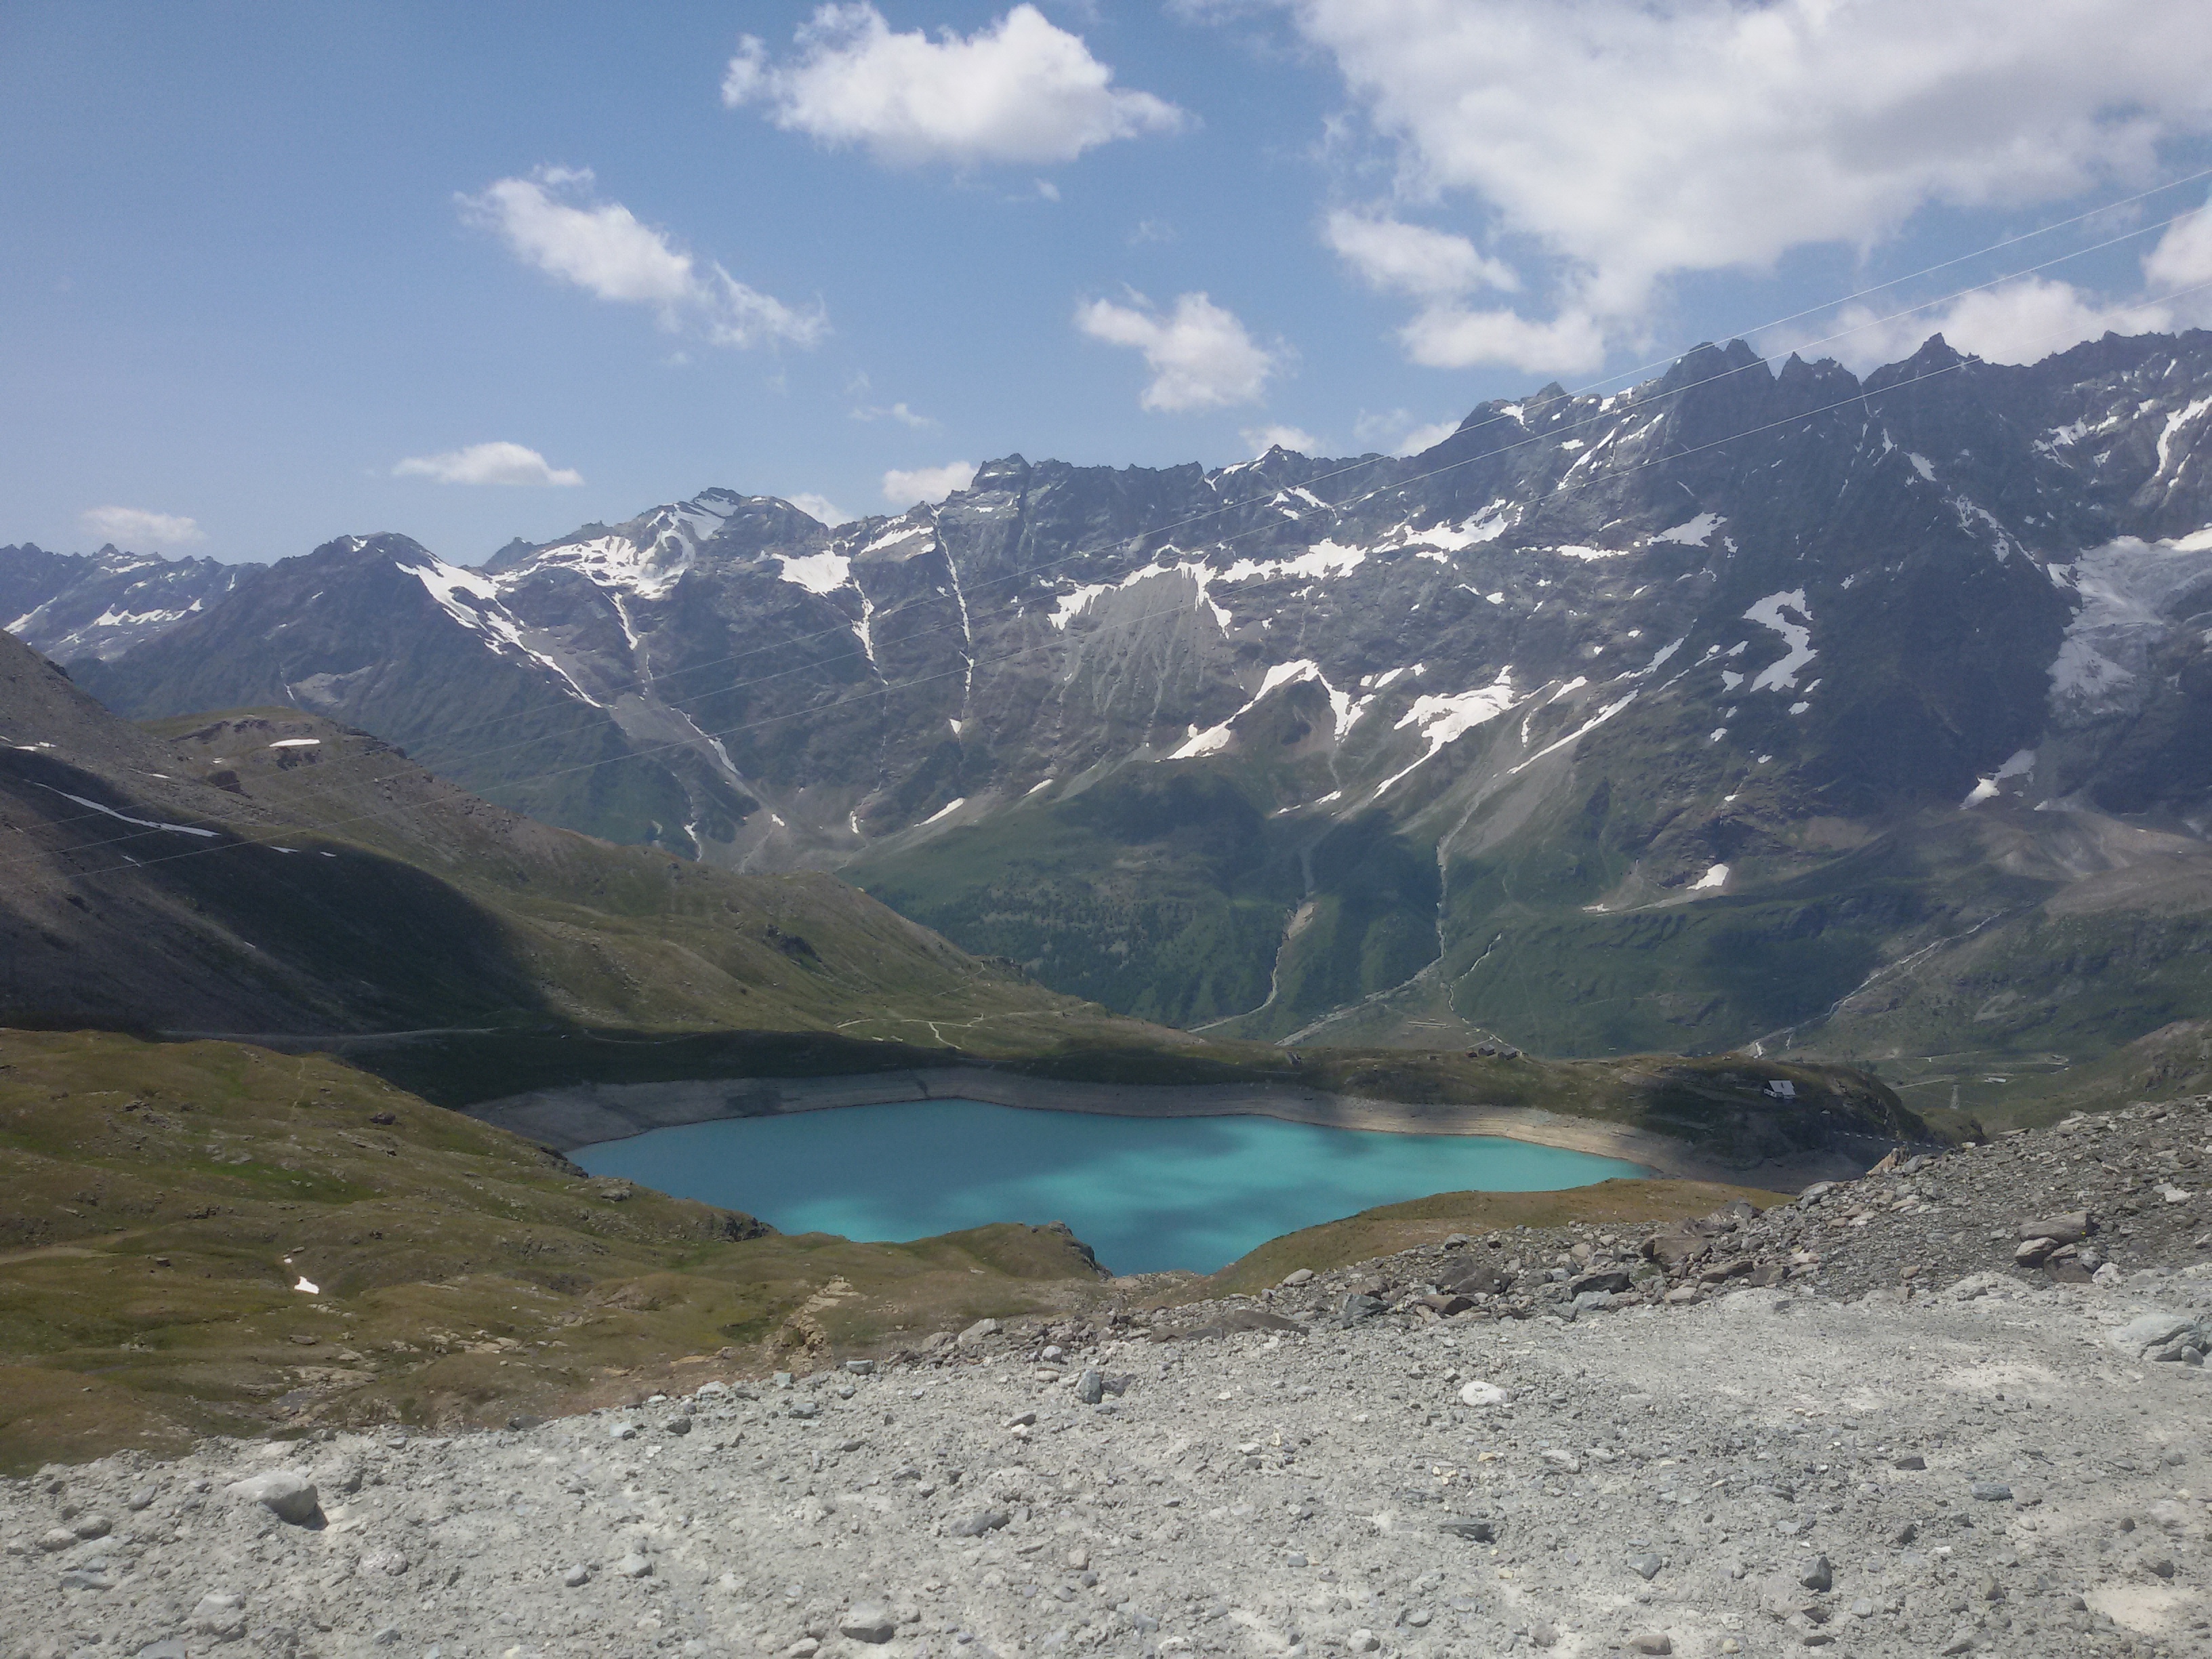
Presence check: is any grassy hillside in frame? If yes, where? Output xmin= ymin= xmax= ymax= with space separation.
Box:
xmin=0 ymin=1029 xmax=1916 ymax=1473
xmin=850 ymin=764 xmax=1442 ymax=1031
xmin=0 ymin=1030 xmax=1119 ymax=1473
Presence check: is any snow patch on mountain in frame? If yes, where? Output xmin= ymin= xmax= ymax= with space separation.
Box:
xmin=1651 ymin=512 xmax=1722 ymax=547
xmin=1504 ymin=690 xmax=1645 ymax=778
xmin=777 ymin=550 xmax=854 ymax=595
xmin=1744 ymin=591 xmax=1816 ymax=691
xmin=2049 ymin=527 xmax=2212 ymax=720
xmin=2156 ymin=397 xmax=2212 ymax=476
xmin=861 ymin=520 xmax=930 ymax=556
xmin=1388 ymin=506 xmax=1515 ymax=552
xmin=1048 ymin=583 xmax=1111 ymax=630
xmin=402 ymin=560 xmax=605 ymax=707
xmin=525 ymin=533 xmax=693 ymax=599
xmin=1372 ymin=668 xmax=1519 ymax=797
xmin=1961 ymin=747 xmax=2037 ymax=807
xmin=1213 ymin=542 xmax=1368 ymax=586
xmin=1170 ymin=660 xmax=1355 ymax=760
xmin=1118 ymin=558 xmax=1231 ymax=632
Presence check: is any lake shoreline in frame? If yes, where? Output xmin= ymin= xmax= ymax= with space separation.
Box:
xmin=466 ymin=1066 xmax=1849 ymax=1188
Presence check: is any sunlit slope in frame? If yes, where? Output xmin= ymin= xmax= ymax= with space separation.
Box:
xmin=0 ymin=1030 xmax=1116 ymax=1472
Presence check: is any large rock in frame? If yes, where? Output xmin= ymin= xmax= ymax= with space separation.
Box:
xmin=2109 ymin=1312 xmax=2200 ymax=1356
xmin=1442 ymin=1264 xmax=1511 ymax=1296
xmin=840 ymin=1605 xmax=897 ymax=1643
xmin=1335 ymin=1293 xmax=1387 ymax=1327
xmin=1570 ymin=1269 xmax=1634 ymax=1296
xmin=1641 ymin=1231 xmax=1709 ymax=1270
xmin=224 ymin=1473 xmax=321 ymax=1527
xmin=190 ymin=1591 xmax=248 ymax=1640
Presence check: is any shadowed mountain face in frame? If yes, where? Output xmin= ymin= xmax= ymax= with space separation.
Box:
xmin=51 ymin=332 xmax=2212 ymax=1090
xmin=0 ymin=628 xmax=1166 ymax=1057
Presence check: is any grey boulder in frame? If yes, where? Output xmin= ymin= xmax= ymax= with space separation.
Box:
xmin=841 ymin=1604 xmax=897 ymax=1643
xmin=224 ymin=1472 xmax=321 ymax=1526
xmin=947 ymin=1509 xmax=1012 ymax=1538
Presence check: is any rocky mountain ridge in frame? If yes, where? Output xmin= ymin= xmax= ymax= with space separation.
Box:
xmin=45 ymin=331 xmax=2212 ymax=1091
xmin=1 ymin=543 xmax=251 ymax=664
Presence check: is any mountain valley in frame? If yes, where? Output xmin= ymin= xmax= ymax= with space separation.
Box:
xmin=35 ymin=331 xmax=2212 ymax=1113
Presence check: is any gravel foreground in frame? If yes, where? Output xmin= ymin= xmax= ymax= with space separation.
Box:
xmin=7 ymin=1101 xmax=2211 ymax=1659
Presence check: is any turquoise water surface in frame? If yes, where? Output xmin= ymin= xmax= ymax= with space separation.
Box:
xmin=571 ymin=1099 xmax=1645 ymax=1274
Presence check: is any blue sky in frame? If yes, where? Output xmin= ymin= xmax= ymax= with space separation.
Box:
xmin=5 ymin=1 xmax=2211 ymax=565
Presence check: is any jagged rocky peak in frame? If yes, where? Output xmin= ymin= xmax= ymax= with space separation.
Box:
xmin=967 ymin=455 xmax=1032 ymax=495
xmin=314 ymin=531 xmax=436 ymax=563
xmin=1 ymin=539 xmax=255 ymax=664
xmin=482 ymin=535 xmax=541 ymax=573
xmin=502 ymin=489 xmax=835 ymax=599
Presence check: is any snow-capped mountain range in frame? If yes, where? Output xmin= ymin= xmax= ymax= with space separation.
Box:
xmin=51 ymin=331 xmax=2212 ymax=1078
xmin=1 ymin=543 xmax=249 ymax=663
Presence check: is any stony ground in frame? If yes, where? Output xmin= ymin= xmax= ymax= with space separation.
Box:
xmin=5 ymin=1101 xmax=2211 ymax=1659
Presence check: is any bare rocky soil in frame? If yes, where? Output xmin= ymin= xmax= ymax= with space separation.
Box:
xmin=5 ymin=1101 xmax=2210 ymax=1659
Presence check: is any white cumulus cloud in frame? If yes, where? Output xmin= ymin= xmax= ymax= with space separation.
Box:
xmin=1801 ymin=198 xmax=2212 ymax=367
xmin=724 ymin=3 xmax=1187 ymax=168
xmin=1323 ymin=210 xmax=1516 ymax=299
xmin=1826 ymin=280 xmax=2173 ymax=369
xmin=1353 ymin=408 xmax=1462 ymax=456
xmin=787 ymin=491 xmax=851 ymax=526
xmin=392 ymin=442 xmax=584 ymax=487
xmin=1076 ymin=291 xmax=1279 ymax=412
xmin=882 ymin=461 xmax=979 ymax=506
xmin=459 ymin=168 xmax=824 ymax=348
xmin=1242 ymin=424 xmax=1322 ymax=456
xmin=1399 ymin=305 xmax=1607 ymax=375
xmin=852 ymin=400 xmax=935 ymax=428
xmin=1393 ymin=419 xmax=1462 ymax=456
xmin=79 ymin=506 xmax=205 ymax=550
xmin=1269 ymin=0 xmax=2212 ymax=371
xmin=2144 ymin=198 xmax=2212 ymax=294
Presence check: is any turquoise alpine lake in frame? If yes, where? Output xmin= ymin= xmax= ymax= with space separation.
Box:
xmin=571 ymin=1099 xmax=1648 ymax=1274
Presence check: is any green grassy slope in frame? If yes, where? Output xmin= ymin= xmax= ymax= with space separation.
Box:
xmin=850 ymin=640 xmax=2212 ymax=1100
xmin=0 ymin=1029 xmax=1919 ymax=1472
xmin=0 ymin=1029 xmax=1118 ymax=1472
xmin=850 ymin=766 xmax=1443 ymax=1032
